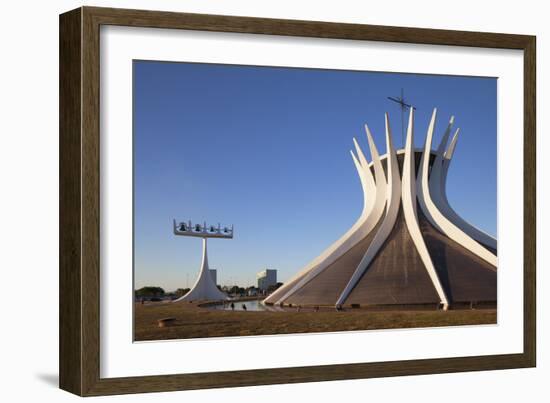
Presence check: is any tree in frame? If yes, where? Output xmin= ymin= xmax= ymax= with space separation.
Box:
xmin=228 ymin=285 xmax=245 ymax=295
xmin=267 ymin=282 xmax=283 ymax=294
xmin=135 ymin=286 xmax=165 ymax=298
xmin=174 ymin=288 xmax=190 ymax=297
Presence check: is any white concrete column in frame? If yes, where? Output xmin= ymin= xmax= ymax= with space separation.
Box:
xmin=416 ymin=109 xmax=497 ymax=267
xmin=402 ymin=108 xmax=449 ymax=310
xmin=336 ymin=113 xmax=401 ymax=306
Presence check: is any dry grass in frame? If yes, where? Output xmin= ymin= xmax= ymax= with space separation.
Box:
xmin=134 ymin=301 xmax=496 ymax=341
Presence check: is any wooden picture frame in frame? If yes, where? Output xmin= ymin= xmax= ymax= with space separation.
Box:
xmin=59 ymin=6 xmax=536 ymax=396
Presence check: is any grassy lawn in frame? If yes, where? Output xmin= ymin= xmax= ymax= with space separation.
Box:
xmin=134 ymin=301 xmax=496 ymax=341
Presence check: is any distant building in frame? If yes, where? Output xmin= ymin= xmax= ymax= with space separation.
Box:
xmin=209 ymin=269 xmax=217 ymax=285
xmin=257 ymin=269 xmax=277 ymax=291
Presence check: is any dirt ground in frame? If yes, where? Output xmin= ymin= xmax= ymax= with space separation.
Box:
xmin=134 ymin=301 xmax=497 ymax=341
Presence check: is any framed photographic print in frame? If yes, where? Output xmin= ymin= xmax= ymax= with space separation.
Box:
xmin=59 ymin=6 xmax=536 ymax=396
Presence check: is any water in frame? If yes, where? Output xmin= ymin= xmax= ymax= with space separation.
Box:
xmin=207 ymin=300 xmax=284 ymax=312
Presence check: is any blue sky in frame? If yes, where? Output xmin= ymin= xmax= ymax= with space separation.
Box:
xmin=133 ymin=60 xmax=497 ymax=291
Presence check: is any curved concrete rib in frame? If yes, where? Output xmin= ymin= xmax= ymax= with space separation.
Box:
xmin=174 ymin=238 xmax=227 ymax=302
xmin=417 ymin=109 xmax=497 ymax=267
xmin=431 ymin=130 xmax=498 ymax=250
xmin=353 ymin=137 xmax=377 ymax=214
xmin=266 ymin=128 xmax=387 ymax=305
xmin=402 ymin=108 xmax=449 ymax=310
xmin=336 ymin=113 xmax=401 ymax=306
xmin=263 ymin=139 xmax=378 ymax=304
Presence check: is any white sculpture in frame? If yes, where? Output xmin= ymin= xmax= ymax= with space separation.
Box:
xmin=265 ymin=108 xmax=497 ymax=309
xmin=172 ymin=220 xmax=232 ymax=302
